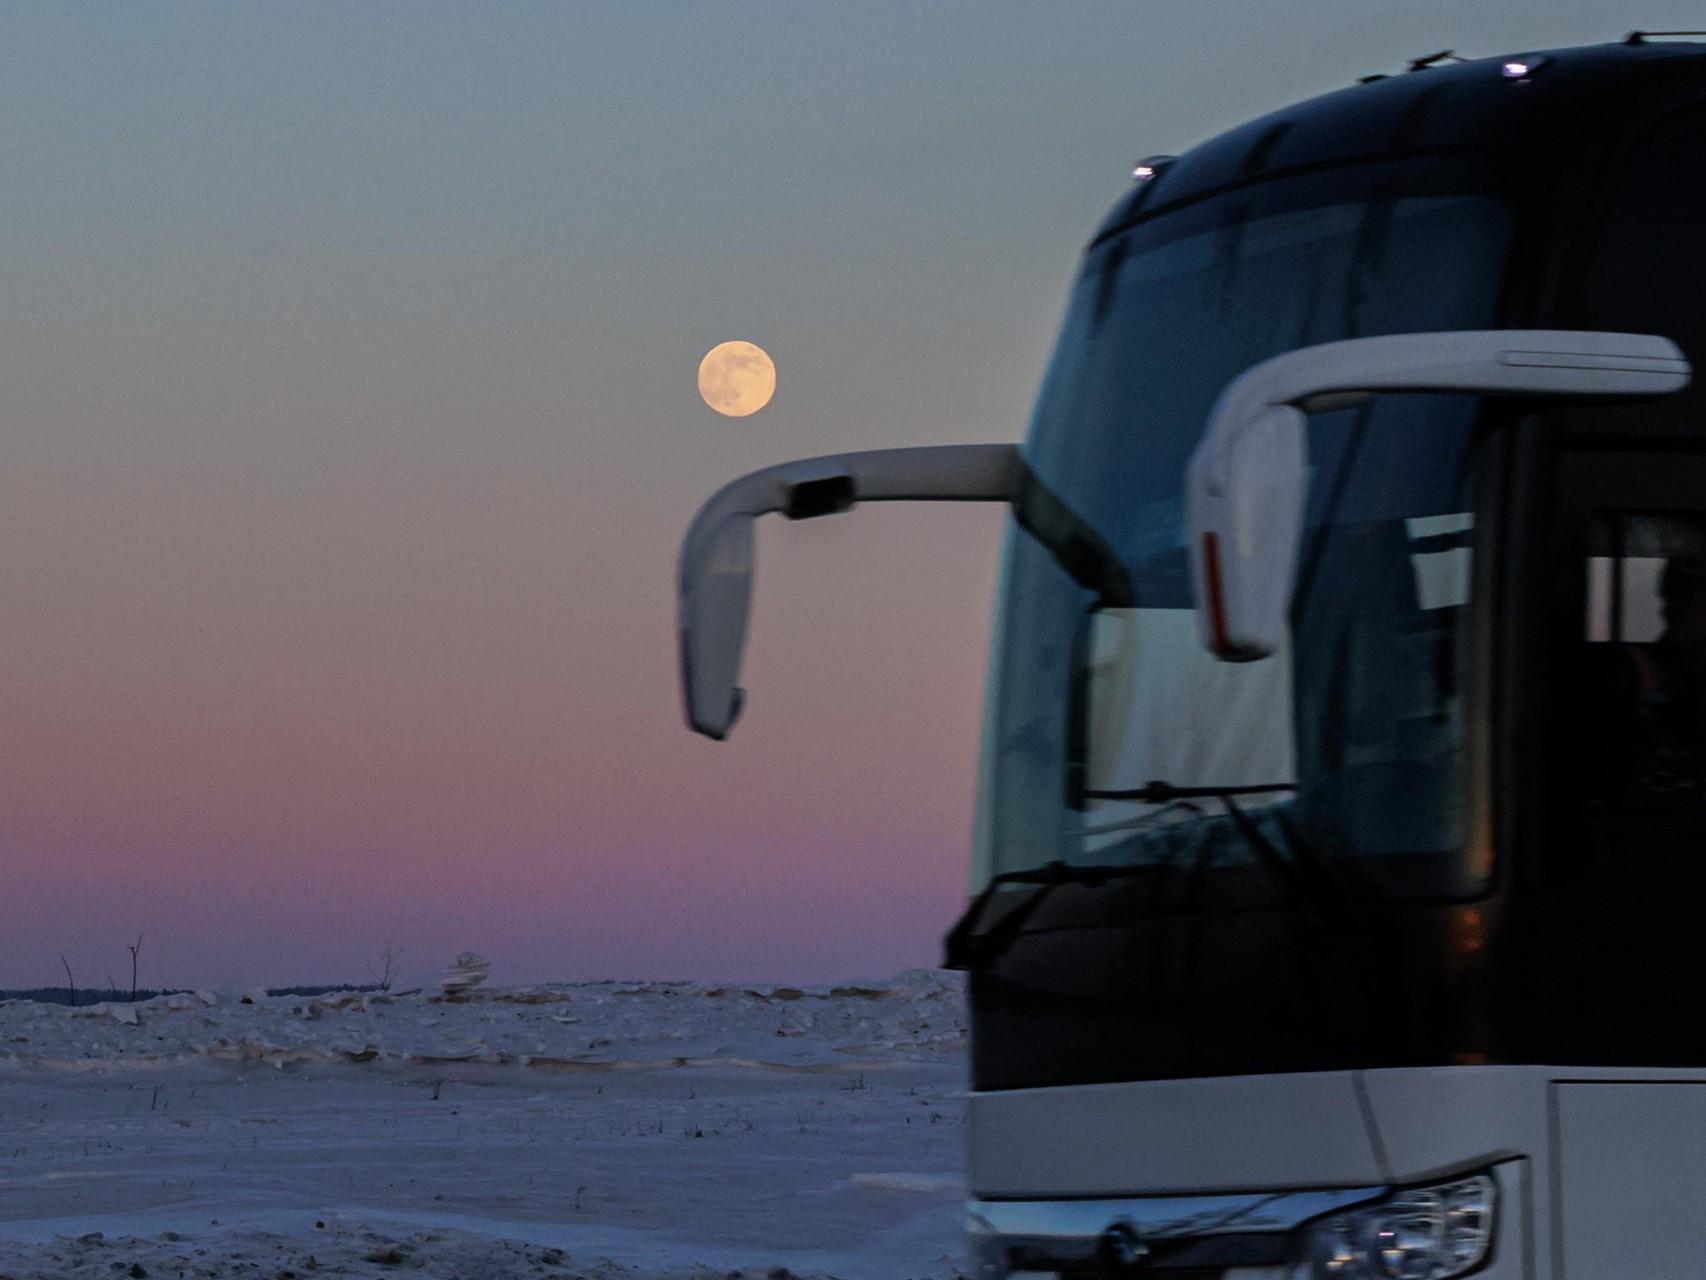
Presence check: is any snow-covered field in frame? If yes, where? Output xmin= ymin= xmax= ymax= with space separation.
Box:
xmin=0 ymin=971 xmax=970 ymax=1279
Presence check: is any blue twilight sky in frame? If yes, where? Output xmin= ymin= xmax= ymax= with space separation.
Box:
xmin=0 ymin=2 xmax=1683 ymax=988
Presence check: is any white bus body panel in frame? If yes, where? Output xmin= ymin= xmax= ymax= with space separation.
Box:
xmin=967 ymin=1071 xmax=1384 ymax=1198
xmin=1553 ymin=1079 xmax=1706 ymax=1280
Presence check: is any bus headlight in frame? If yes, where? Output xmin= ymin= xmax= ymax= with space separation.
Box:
xmin=1295 ymin=1174 xmax=1495 ymax=1279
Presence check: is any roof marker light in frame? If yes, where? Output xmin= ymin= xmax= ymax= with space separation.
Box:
xmin=1502 ymin=55 xmax=1549 ymax=80
xmin=1131 ymin=154 xmax=1175 ymax=183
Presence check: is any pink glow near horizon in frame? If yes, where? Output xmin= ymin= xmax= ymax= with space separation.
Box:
xmin=0 ymin=427 xmax=1003 ymax=986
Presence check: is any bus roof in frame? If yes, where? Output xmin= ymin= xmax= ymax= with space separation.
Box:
xmin=1092 ymin=40 xmax=1706 ymax=248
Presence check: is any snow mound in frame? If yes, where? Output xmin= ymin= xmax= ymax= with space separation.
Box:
xmin=0 ymin=971 xmax=968 ymax=1073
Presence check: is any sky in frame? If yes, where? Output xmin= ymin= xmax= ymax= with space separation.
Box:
xmin=0 ymin=1 xmax=1691 ymax=989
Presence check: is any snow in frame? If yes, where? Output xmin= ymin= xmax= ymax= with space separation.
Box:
xmin=0 ymin=971 xmax=970 ymax=1279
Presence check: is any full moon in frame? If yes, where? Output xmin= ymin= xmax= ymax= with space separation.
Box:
xmin=697 ymin=341 xmax=777 ymax=417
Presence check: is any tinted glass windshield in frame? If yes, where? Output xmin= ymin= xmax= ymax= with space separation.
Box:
xmin=974 ymin=165 xmax=1511 ymax=897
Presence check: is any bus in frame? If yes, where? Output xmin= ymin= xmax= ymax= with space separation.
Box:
xmin=678 ymin=39 xmax=1706 ymax=1280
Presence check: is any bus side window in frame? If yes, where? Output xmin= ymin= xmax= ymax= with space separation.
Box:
xmin=1581 ymin=513 xmax=1706 ymax=817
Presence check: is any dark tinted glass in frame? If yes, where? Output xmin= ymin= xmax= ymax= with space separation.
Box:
xmin=975 ymin=163 xmax=1511 ymax=896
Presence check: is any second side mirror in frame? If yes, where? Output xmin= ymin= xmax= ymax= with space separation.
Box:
xmin=1186 ymin=329 xmax=1691 ymax=661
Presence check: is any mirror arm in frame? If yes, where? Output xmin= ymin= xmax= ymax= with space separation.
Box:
xmin=680 ymin=444 xmax=1025 ymax=570
xmin=1195 ymin=329 xmax=1690 ymax=498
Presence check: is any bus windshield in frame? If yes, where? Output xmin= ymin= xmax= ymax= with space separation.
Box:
xmin=974 ymin=164 xmax=1512 ymax=898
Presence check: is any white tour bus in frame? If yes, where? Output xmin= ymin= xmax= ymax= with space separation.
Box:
xmin=679 ymin=39 xmax=1706 ymax=1280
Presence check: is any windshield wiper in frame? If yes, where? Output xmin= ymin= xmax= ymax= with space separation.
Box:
xmin=945 ymin=783 xmax=1353 ymax=972
xmin=1212 ymin=794 xmax=1356 ymax=932
xmin=944 ymin=784 xmax=1283 ymax=971
xmin=1074 ymin=781 xmax=1352 ymax=930
xmin=942 ymin=858 xmax=1173 ymax=971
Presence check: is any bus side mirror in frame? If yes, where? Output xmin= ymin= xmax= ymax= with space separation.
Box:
xmin=680 ymin=511 xmax=757 ymax=739
xmin=679 ymin=444 xmax=1023 ymax=740
xmin=1186 ymin=329 xmax=1692 ymax=660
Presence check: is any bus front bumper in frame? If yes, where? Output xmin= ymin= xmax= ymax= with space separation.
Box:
xmin=966 ymin=1160 xmax=1524 ymax=1278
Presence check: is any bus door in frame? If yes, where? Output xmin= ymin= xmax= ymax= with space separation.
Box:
xmin=1503 ymin=442 xmax=1706 ymax=1064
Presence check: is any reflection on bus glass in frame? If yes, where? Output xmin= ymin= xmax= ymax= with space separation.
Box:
xmin=1583 ymin=513 xmax=1706 ymax=807
xmin=977 ymin=180 xmax=1509 ymax=894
